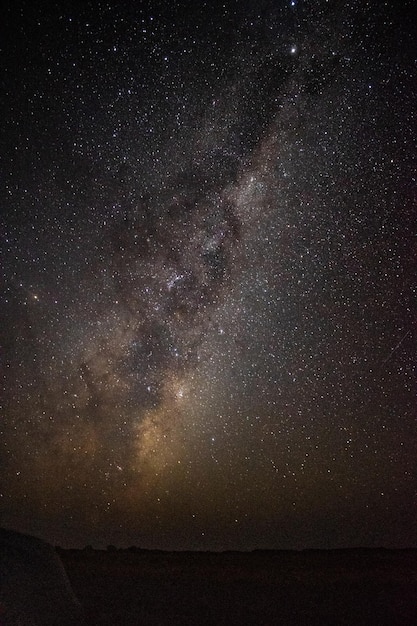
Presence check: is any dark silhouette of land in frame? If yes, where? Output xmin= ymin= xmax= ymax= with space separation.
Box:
xmin=58 ymin=546 xmax=417 ymax=625
xmin=0 ymin=528 xmax=84 ymax=625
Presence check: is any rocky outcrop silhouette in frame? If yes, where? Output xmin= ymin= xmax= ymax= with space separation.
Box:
xmin=0 ymin=528 xmax=84 ymax=625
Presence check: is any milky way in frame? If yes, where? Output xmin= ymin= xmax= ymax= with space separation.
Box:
xmin=1 ymin=0 xmax=416 ymax=550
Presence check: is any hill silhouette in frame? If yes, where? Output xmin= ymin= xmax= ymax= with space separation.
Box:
xmin=0 ymin=528 xmax=84 ymax=625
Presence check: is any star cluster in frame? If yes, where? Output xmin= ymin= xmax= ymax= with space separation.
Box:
xmin=1 ymin=0 xmax=416 ymax=550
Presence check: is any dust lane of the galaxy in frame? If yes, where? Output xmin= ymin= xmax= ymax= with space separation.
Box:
xmin=1 ymin=0 xmax=416 ymax=550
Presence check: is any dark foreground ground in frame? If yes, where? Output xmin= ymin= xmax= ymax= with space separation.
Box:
xmin=60 ymin=547 xmax=417 ymax=625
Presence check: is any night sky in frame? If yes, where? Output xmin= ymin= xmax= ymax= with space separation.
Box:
xmin=1 ymin=0 xmax=416 ymax=551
